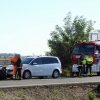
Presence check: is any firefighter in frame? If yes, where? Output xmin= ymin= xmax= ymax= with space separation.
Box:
xmin=78 ymin=54 xmax=86 ymax=77
xmin=86 ymin=54 xmax=93 ymax=77
xmin=16 ymin=54 xmax=22 ymax=80
xmin=10 ymin=54 xmax=18 ymax=79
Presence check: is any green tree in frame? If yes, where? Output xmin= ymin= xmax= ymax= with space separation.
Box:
xmin=46 ymin=12 xmax=95 ymax=69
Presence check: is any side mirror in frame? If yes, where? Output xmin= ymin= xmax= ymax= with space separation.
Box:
xmin=33 ymin=63 xmax=37 ymax=65
xmin=95 ymin=50 xmax=99 ymax=55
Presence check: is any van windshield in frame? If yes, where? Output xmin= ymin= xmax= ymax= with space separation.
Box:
xmin=72 ymin=44 xmax=94 ymax=54
xmin=22 ymin=58 xmax=34 ymax=64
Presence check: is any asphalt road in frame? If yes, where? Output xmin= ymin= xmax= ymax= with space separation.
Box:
xmin=0 ymin=76 xmax=100 ymax=88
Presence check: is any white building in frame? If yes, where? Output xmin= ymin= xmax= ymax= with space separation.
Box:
xmin=89 ymin=33 xmax=100 ymax=41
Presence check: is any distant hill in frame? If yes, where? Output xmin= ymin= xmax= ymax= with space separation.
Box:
xmin=0 ymin=53 xmax=14 ymax=57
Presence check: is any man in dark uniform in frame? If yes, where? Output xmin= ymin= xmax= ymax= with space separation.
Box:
xmin=78 ymin=54 xmax=86 ymax=77
xmin=16 ymin=54 xmax=22 ymax=80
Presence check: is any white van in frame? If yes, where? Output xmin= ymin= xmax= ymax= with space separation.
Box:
xmin=6 ymin=56 xmax=62 ymax=79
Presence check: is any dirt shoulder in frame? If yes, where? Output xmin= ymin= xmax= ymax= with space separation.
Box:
xmin=0 ymin=83 xmax=99 ymax=100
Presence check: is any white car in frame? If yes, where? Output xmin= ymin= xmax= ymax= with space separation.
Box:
xmin=6 ymin=56 xmax=62 ymax=79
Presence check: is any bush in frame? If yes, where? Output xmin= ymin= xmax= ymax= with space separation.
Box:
xmin=88 ymin=92 xmax=98 ymax=100
xmin=61 ymin=69 xmax=71 ymax=76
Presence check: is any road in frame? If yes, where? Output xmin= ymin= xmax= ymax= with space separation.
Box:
xmin=0 ymin=76 xmax=100 ymax=88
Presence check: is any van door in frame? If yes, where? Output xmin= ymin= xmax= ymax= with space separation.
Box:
xmin=41 ymin=57 xmax=53 ymax=76
xmin=30 ymin=58 xmax=43 ymax=76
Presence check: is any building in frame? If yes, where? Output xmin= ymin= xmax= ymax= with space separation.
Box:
xmin=89 ymin=33 xmax=100 ymax=41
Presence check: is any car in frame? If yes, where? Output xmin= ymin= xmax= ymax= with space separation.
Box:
xmin=6 ymin=56 xmax=62 ymax=79
xmin=0 ymin=65 xmax=7 ymax=79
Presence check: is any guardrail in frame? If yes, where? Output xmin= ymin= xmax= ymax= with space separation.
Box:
xmin=0 ymin=59 xmax=10 ymax=67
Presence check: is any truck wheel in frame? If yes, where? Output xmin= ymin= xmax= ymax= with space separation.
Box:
xmin=97 ymin=72 xmax=100 ymax=76
xmin=71 ymin=72 xmax=75 ymax=76
xmin=75 ymin=72 xmax=79 ymax=76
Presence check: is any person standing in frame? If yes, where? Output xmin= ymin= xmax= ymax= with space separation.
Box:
xmin=10 ymin=54 xmax=18 ymax=80
xmin=77 ymin=54 xmax=86 ymax=77
xmin=86 ymin=54 xmax=93 ymax=77
xmin=16 ymin=54 xmax=22 ymax=80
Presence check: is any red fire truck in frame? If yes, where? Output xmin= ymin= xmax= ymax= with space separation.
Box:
xmin=72 ymin=40 xmax=100 ymax=76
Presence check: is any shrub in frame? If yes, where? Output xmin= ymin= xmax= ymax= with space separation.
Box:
xmin=88 ymin=92 xmax=98 ymax=100
xmin=61 ymin=69 xmax=71 ymax=76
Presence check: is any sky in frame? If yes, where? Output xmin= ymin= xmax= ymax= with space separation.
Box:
xmin=0 ymin=0 xmax=100 ymax=56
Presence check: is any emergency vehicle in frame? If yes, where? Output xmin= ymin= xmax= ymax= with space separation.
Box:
xmin=72 ymin=40 xmax=100 ymax=76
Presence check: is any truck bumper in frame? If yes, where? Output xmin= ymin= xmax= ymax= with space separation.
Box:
xmin=72 ymin=64 xmax=98 ymax=72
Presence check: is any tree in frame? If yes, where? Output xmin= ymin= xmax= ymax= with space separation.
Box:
xmin=46 ymin=12 xmax=95 ymax=69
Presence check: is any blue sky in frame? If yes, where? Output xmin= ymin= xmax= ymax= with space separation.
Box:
xmin=0 ymin=0 xmax=100 ymax=56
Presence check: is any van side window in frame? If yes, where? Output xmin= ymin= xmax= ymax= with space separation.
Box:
xmin=52 ymin=58 xmax=59 ymax=63
xmin=42 ymin=57 xmax=53 ymax=64
xmin=30 ymin=58 xmax=42 ymax=65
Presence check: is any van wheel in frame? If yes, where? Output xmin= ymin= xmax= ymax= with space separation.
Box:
xmin=23 ymin=70 xmax=31 ymax=79
xmin=52 ymin=70 xmax=59 ymax=78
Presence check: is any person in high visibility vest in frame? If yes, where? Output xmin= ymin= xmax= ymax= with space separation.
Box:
xmin=86 ymin=54 xmax=93 ymax=77
xmin=78 ymin=54 xmax=86 ymax=77
xmin=10 ymin=54 xmax=18 ymax=79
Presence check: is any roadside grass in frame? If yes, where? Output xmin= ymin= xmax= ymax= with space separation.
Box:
xmin=0 ymin=90 xmax=5 ymax=96
xmin=61 ymin=68 xmax=98 ymax=77
xmin=49 ymin=86 xmax=98 ymax=100
xmin=15 ymin=89 xmax=26 ymax=97
xmin=88 ymin=91 xmax=98 ymax=100
xmin=49 ymin=87 xmax=65 ymax=100
xmin=0 ymin=85 xmax=98 ymax=100
xmin=50 ymin=89 xmax=60 ymax=100
xmin=61 ymin=68 xmax=72 ymax=76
